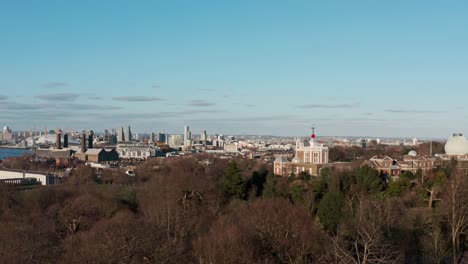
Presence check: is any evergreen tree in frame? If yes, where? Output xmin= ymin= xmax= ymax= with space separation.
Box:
xmin=354 ymin=166 xmax=383 ymax=193
xmin=386 ymin=178 xmax=411 ymax=197
xmin=400 ymin=171 xmax=416 ymax=181
xmin=221 ymin=161 xmax=247 ymax=199
xmin=263 ymin=172 xmax=278 ymax=198
xmin=317 ymin=191 xmax=344 ymax=234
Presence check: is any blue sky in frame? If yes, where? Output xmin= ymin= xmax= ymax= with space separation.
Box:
xmin=1 ymin=1 xmax=467 ymax=137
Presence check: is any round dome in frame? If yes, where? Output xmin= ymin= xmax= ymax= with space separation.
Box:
xmin=408 ymin=150 xmax=417 ymax=156
xmin=445 ymin=133 xmax=468 ymax=156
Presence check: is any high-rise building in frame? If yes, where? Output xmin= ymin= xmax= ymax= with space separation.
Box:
xmin=63 ymin=133 xmax=69 ymax=148
xmin=150 ymin=132 xmax=155 ymax=143
xmin=183 ymin=125 xmax=190 ymax=145
xmin=88 ymin=130 xmax=94 ymax=149
xmin=125 ymin=126 xmax=132 ymax=142
xmin=81 ymin=131 xmax=87 ymax=153
xmin=201 ymin=130 xmax=207 ymax=141
xmin=108 ymin=135 xmax=117 ymax=145
xmin=118 ymin=127 xmax=124 ymax=142
xmin=183 ymin=125 xmax=193 ymax=147
xmin=169 ymin=134 xmax=184 ymax=147
xmin=158 ymin=132 xmax=168 ymax=143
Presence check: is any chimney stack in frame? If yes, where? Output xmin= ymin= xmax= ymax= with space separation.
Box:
xmin=56 ymin=132 xmax=62 ymax=149
xmin=81 ymin=131 xmax=87 ymax=153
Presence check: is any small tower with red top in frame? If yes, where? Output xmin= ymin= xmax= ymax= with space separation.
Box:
xmin=310 ymin=126 xmax=316 ymax=146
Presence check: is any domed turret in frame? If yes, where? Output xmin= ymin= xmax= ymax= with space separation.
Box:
xmin=408 ymin=150 xmax=417 ymax=156
xmin=445 ymin=133 xmax=468 ymax=156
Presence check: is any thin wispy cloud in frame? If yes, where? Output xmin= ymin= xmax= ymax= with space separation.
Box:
xmin=170 ymin=109 xmax=225 ymax=115
xmin=151 ymin=84 xmax=160 ymax=89
xmin=187 ymin=99 xmax=216 ymax=107
xmin=66 ymin=103 xmax=123 ymax=110
xmin=298 ymin=103 xmax=360 ymax=109
xmin=0 ymin=102 xmax=48 ymax=110
xmin=384 ymin=109 xmax=446 ymax=114
xmin=87 ymin=96 xmax=102 ymax=100
xmin=0 ymin=95 xmax=7 ymax=100
xmin=43 ymin=82 xmax=69 ymax=88
xmin=112 ymin=96 xmax=165 ymax=102
xmin=35 ymin=93 xmax=80 ymax=101
xmin=195 ymin=115 xmax=305 ymax=123
xmin=1 ymin=101 xmax=122 ymax=111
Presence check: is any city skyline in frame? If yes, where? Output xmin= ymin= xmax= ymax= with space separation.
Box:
xmin=1 ymin=1 xmax=468 ymax=137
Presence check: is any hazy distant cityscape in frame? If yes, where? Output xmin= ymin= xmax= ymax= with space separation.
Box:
xmin=1 ymin=1 xmax=468 ymax=263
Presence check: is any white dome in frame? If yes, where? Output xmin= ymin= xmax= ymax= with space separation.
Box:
xmin=445 ymin=133 xmax=468 ymax=156
xmin=408 ymin=150 xmax=417 ymax=156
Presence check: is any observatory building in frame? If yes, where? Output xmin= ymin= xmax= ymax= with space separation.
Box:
xmin=436 ymin=133 xmax=468 ymax=161
xmin=444 ymin=133 xmax=468 ymax=156
xmin=274 ymin=129 xmax=329 ymax=176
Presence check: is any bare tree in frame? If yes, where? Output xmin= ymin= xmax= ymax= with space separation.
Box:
xmin=442 ymin=169 xmax=468 ymax=264
xmin=420 ymin=219 xmax=450 ymax=264
xmin=194 ymin=198 xmax=326 ymax=264
xmin=327 ymin=198 xmax=402 ymax=264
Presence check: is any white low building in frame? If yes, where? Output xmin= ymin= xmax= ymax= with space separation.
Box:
xmin=0 ymin=169 xmax=60 ymax=185
xmin=117 ymin=145 xmax=158 ymax=159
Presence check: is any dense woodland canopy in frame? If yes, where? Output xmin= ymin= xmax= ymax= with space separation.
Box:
xmin=0 ymin=152 xmax=466 ymax=264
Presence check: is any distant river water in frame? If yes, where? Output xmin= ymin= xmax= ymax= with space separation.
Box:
xmin=0 ymin=148 xmax=32 ymax=160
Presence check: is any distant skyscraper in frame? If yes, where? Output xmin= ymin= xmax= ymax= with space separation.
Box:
xmin=187 ymin=131 xmax=193 ymax=147
xmin=150 ymin=132 xmax=155 ymax=142
xmin=63 ymin=133 xmax=69 ymax=148
xmin=88 ymin=130 xmax=94 ymax=149
xmin=201 ymin=130 xmax=207 ymax=141
xmin=184 ymin=125 xmax=190 ymax=145
xmin=104 ymin=129 xmax=109 ymax=136
xmin=125 ymin=126 xmax=132 ymax=142
xmin=81 ymin=131 xmax=87 ymax=153
xmin=169 ymin=134 xmax=184 ymax=147
xmin=118 ymin=127 xmax=124 ymax=142
xmin=183 ymin=125 xmax=193 ymax=147
xmin=158 ymin=132 xmax=168 ymax=143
